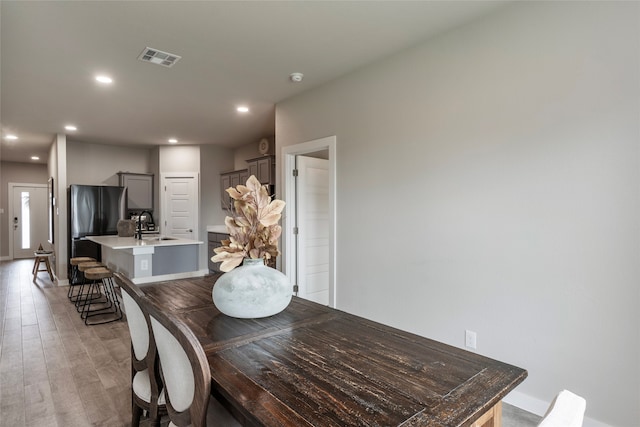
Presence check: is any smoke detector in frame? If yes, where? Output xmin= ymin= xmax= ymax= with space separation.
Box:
xmin=138 ymin=47 xmax=181 ymax=68
xmin=289 ymin=72 xmax=304 ymax=83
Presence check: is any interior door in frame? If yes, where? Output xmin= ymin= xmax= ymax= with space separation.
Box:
xmin=162 ymin=174 xmax=198 ymax=239
xmin=12 ymin=185 xmax=48 ymax=259
xmin=296 ymin=156 xmax=330 ymax=305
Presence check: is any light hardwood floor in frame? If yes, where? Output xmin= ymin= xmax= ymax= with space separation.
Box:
xmin=0 ymin=259 xmax=132 ymax=427
xmin=0 ymin=258 xmax=538 ymax=427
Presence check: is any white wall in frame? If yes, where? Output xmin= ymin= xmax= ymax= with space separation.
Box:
xmin=49 ymin=134 xmax=68 ymax=281
xmin=159 ymin=145 xmax=200 ymax=173
xmin=275 ymin=2 xmax=639 ymax=426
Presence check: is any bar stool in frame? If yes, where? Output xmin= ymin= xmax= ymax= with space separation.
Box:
xmin=68 ymin=256 xmax=96 ymax=299
xmin=32 ymin=251 xmax=54 ymax=283
xmin=74 ymin=261 xmax=104 ymax=310
xmin=81 ymin=267 xmax=122 ymax=325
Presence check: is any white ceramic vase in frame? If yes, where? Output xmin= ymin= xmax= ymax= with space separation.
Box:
xmin=212 ymin=258 xmax=292 ymax=319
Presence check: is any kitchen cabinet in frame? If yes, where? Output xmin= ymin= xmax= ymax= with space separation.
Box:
xmin=118 ymin=172 xmax=154 ymax=212
xmin=220 ymin=169 xmax=248 ymax=209
xmin=246 ymin=155 xmax=275 ymax=185
xmin=208 ymin=232 xmax=229 ymax=273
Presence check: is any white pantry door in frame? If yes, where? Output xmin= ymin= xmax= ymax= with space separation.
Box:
xmin=296 ymin=156 xmax=330 ymax=305
xmin=10 ymin=184 xmax=48 ymax=259
xmin=162 ymin=174 xmax=199 ymax=239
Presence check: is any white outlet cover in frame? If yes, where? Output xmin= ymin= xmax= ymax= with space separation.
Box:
xmin=465 ymin=330 xmax=477 ymax=349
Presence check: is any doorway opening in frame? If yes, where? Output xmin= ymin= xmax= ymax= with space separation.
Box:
xmin=282 ymin=136 xmax=336 ymax=307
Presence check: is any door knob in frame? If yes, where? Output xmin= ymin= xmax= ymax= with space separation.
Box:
xmin=188 ymin=229 xmax=193 ymax=233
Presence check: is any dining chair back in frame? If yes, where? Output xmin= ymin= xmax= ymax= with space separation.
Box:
xmin=538 ymin=389 xmax=586 ymax=427
xmin=146 ymin=303 xmax=240 ymax=427
xmin=114 ymin=272 xmax=166 ymax=427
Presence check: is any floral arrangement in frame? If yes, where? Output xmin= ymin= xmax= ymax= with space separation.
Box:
xmin=212 ymin=175 xmax=285 ymax=272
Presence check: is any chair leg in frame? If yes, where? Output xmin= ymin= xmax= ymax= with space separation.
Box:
xmin=147 ymin=400 xmax=161 ymax=427
xmin=44 ymin=257 xmax=53 ymax=281
xmin=132 ymin=402 xmax=143 ymax=427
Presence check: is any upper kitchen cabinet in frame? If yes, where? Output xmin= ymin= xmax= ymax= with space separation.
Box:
xmin=118 ymin=172 xmax=154 ymax=212
xmin=219 ymin=154 xmax=275 ymax=210
xmin=246 ymin=155 xmax=275 ymax=185
xmin=220 ymin=169 xmax=248 ymax=209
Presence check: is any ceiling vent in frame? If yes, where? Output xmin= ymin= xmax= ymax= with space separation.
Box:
xmin=137 ymin=47 xmax=181 ymax=68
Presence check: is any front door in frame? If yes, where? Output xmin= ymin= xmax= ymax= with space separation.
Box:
xmin=162 ymin=174 xmax=199 ymax=239
xmin=296 ymin=156 xmax=330 ymax=305
xmin=10 ymin=184 xmax=48 ymax=259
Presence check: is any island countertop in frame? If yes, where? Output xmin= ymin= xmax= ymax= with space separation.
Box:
xmin=87 ymin=235 xmax=203 ymax=249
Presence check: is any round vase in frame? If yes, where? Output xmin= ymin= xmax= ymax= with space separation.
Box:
xmin=212 ymin=258 xmax=292 ymax=319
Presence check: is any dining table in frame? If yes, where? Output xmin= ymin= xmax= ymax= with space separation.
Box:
xmin=137 ymin=274 xmax=527 ymax=427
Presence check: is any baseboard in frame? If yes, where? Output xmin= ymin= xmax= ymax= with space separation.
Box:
xmin=504 ymin=390 xmax=611 ymax=427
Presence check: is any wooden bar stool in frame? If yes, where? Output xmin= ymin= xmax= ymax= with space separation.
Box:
xmin=32 ymin=252 xmax=54 ymax=283
xmin=81 ymin=267 xmax=122 ymax=325
xmin=68 ymin=256 xmax=96 ymax=299
xmin=74 ymin=261 xmax=104 ymax=310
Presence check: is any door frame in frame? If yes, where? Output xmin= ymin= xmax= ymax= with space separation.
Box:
xmin=282 ymin=136 xmax=337 ymax=307
xmin=7 ymin=182 xmax=48 ymax=260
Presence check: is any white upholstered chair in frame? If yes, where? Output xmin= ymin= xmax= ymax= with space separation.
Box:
xmin=115 ymin=273 xmax=166 ymax=427
xmin=538 ymin=390 xmax=586 ymax=427
xmin=147 ymin=305 xmax=241 ymax=427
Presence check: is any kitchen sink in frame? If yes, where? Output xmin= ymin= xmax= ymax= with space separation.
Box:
xmin=142 ymin=235 xmax=177 ymax=241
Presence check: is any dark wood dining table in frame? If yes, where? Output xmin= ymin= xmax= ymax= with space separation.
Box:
xmin=139 ymin=274 xmax=527 ymax=427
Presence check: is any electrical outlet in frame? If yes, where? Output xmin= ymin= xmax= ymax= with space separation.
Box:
xmin=141 ymin=260 xmax=149 ymax=271
xmin=465 ymin=330 xmax=477 ymax=350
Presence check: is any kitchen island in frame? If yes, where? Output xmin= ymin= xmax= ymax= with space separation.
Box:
xmin=87 ymin=235 xmax=204 ymax=284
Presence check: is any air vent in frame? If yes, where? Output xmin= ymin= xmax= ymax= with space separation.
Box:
xmin=137 ymin=47 xmax=181 ymax=68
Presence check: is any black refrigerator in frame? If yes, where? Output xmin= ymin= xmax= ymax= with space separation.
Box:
xmin=68 ymin=184 xmax=127 ymax=266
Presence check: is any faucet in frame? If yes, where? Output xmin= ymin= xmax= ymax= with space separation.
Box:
xmin=136 ymin=210 xmax=154 ymax=240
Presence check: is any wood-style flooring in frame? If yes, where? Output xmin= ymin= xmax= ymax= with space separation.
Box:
xmin=0 ymin=258 xmax=133 ymax=427
xmin=0 ymin=258 xmax=538 ymax=427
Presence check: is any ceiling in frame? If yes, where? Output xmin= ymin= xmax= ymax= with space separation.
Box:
xmin=1 ymin=1 xmax=506 ymax=164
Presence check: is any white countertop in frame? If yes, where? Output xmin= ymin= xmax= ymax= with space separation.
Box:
xmin=207 ymin=225 xmax=229 ymax=233
xmin=87 ymin=235 xmax=203 ymax=250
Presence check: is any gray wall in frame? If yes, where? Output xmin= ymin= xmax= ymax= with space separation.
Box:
xmin=200 ymin=144 xmax=235 ymax=267
xmin=233 ymin=137 xmax=274 ymax=171
xmin=67 ymin=140 xmax=153 ymax=186
xmin=275 ymin=2 xmax=638 ymax=426
xmin=0 ymin=161 xmax=49 ymax=258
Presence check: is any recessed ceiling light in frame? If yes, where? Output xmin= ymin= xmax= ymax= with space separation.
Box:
xmin=168 ymin=138 xmax=178 ymax=144
xmin=237 ymin=106 xmax=249 ymax=113
xmin=95 ymin=75 xmax=113 ymax=84
xmin=65 ymin=125 xmax=77 ymax=131
xmin=5 ymin=134 xmax=18 ymax=140
xmin=31 ymin=156 xmax=40 ymax=160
